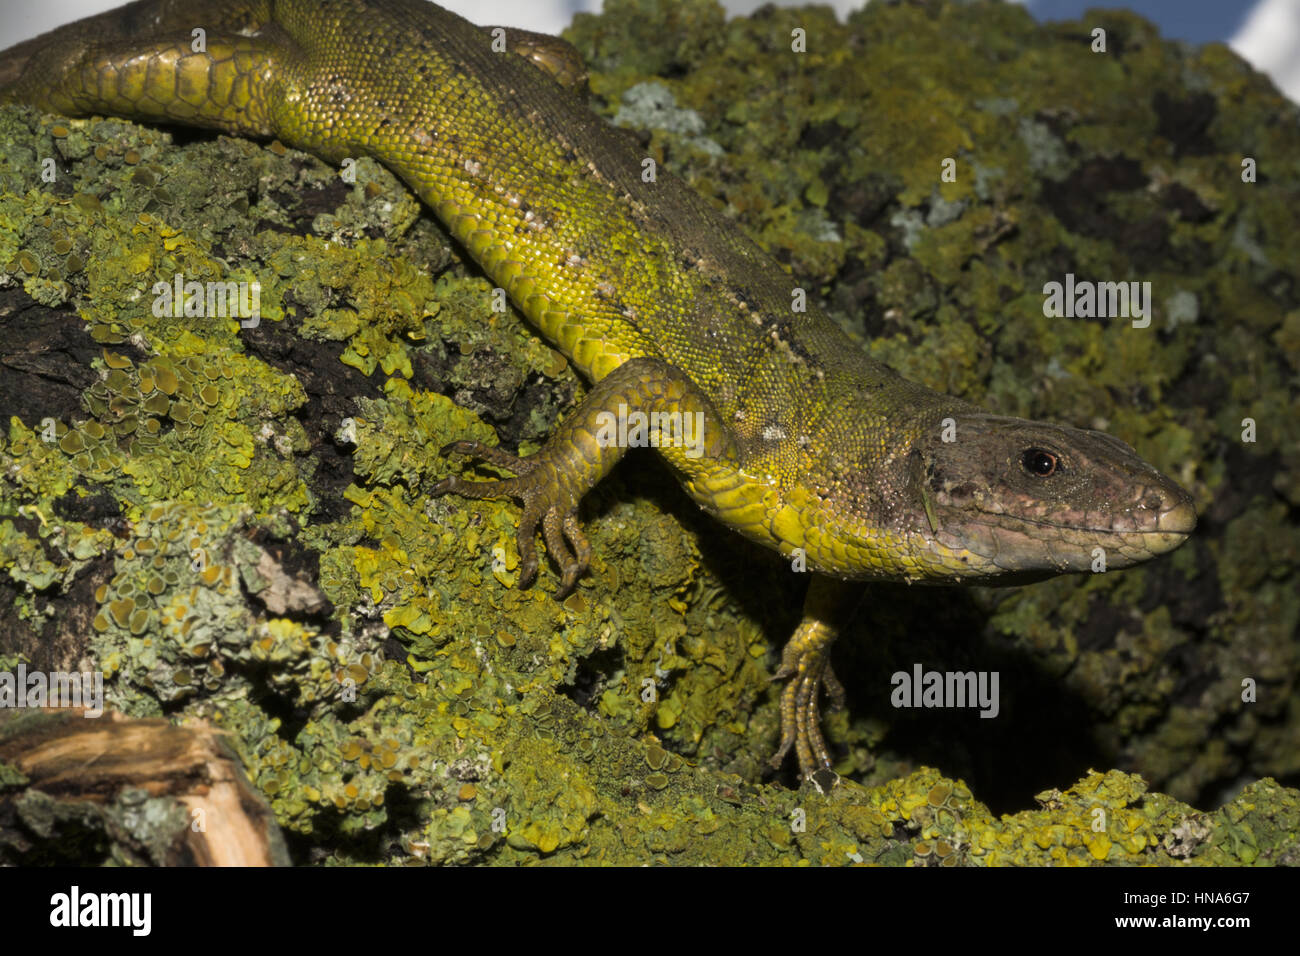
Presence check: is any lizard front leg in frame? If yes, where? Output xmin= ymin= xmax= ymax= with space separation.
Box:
xmin=432 ymin=356 xmax=738 ymax=596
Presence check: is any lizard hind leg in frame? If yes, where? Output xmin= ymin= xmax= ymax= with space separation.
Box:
xmin=771 ymin=622 xmax=838 ymax=774
xmin=770 ymin=576 xmax=863 ymax=778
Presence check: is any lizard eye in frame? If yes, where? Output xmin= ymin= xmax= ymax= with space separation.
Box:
xmin=1021 ymin=448 xmax=1059 ymax=477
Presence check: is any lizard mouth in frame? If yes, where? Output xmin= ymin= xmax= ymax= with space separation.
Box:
xmin=964 ymin=494 xmax=1197 ymax=538
xmin=925 ymin=493 xmax=1196 ymax=576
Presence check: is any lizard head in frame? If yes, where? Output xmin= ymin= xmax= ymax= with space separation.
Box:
xmin=899 ymin=413 xmax=1196 ymax=581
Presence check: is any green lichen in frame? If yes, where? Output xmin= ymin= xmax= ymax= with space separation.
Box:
xmin=0 ymin=0 xmax=1296 ymax=864
xmin=568 ymin=0 xmax=1299 ymax=809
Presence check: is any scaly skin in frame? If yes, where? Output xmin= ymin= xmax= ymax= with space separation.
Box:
xmin=0 ymin=0 xmax=1197 ymax=777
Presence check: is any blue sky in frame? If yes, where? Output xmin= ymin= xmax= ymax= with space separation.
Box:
xmin=1021 ymin=0 xmax=1257 ymax=45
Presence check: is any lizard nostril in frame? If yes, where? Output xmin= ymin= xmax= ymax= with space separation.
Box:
xmin=1157 ymin=498 xmax=1197 ymax=535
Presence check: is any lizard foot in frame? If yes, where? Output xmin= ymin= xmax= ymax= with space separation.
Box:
xmin=769 ymin=577 xmax=861 ymax=778
xmin=770 ymin=638 xmax=843 ymax=775
xmin=431 ymin=440 xmax=591 ymax=596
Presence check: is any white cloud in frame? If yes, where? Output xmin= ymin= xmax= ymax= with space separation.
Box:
xmin=1230 ymin=0 xmax=1300 ymax=104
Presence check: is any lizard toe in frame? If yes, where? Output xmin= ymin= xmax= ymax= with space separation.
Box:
xmin=541 ymin=506 xmax=577 ymax=594
xmin=823 ymin=663 xmax=847 ymax=711
xmin=562 ymin=513 xmax=591 ymax=576
xmin=515 ymin=501 xmax=543 ymax=588
xmin=438 ymin=439 xmax=537 ymax=476
xmin=771 ymin=638 xmax=835 ymax=776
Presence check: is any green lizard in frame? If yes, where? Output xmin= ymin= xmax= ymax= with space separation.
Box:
xmin=0 ymin=0 xmax=1196 ymax=778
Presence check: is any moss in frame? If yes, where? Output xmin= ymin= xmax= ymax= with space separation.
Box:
xmin=0 ymin=0 xmax=1296 ymax=864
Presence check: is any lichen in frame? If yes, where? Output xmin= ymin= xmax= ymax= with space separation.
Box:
xmin=0 ymin=0 xmax=1295 ymax=864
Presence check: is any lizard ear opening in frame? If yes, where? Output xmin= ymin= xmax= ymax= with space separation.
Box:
xmin=907 ymin=448 xmax=940 ymax=534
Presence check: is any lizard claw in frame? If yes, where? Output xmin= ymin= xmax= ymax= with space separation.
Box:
xmin=432 ymin=439 xmax=588 ymax=596
xmin=770 ymin=640 xmax=835 ymax=775
xmin=769 ymin=578 xmax=862 ymax=778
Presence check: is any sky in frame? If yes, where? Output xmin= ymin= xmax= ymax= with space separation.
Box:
xmin=0 ymin=0 xmax=1295 ymax=103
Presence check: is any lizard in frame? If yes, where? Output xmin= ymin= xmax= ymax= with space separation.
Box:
xmin=0 ymin=0 xmax=1197 ymax=779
